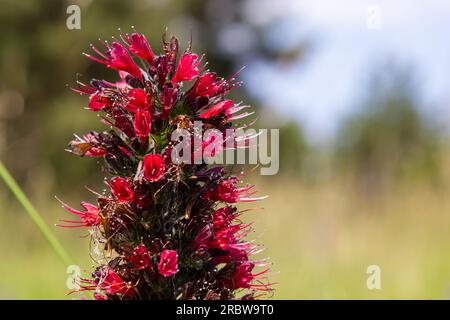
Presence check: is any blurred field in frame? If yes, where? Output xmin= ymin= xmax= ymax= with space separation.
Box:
xmin=2 ymin=174 xmax=450 ymax=299
xmin=1 ymin=0 xmax=450 ymax=300
xmin=252 ymin=178 xmax=450 ymax=299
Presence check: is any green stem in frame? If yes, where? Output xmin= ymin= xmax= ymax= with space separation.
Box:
xmin=0 ymin=160 xmax=72 ymax=266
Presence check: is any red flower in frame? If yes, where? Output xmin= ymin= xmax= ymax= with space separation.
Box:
xmin=193 ymin=217 xmax=252 ymax=266
xmin=85 ymin=147 xmax=107 ymax=157
xmin=88 ymin=91 xmax=110 ymax=111
xmin=203 ymin=177 xmax=264 ymax=203
xmin=66 ymin=31 xmax=272 ymax=299
xmin=160 ymin=85 xmax=178 ymax=118
xmin=143 ymin=154 xmax=165 ymax=182
xmin=227 ymin=262 xmax=270 ymax=291
xmin=198 ymin=100 xmax=234 ymax=119
xmin=133 ymin=109 xmax=152 ymax=141
xmin=123 ymin=32 xmax=155 ymax=65
xmin=233 ymin=261 xmax=255 ymax=289
xmin=130 ymin=244 xmax=151 ymax=270
xmin=158 ymin=249 xmax=178 ymax=277
xmin=126 ymin=88 xmax=151 ymax=112
xmin=84 ymin=41 xmax=142 ymax=79
xmin=108 ymin=108 xmax=135 ymax=139
xmin=189 ymin=72 xmax=223 ymax=98
xmin=67 ymin=133 xmax=107 ymax=157
xmin=110 ymin=177 xmax=134 ymax=203
xmin=207 ymin=223 xmax=249 ymax=251
xmin=100 ymin=269 xmax=134 ymax=296
xmin=171 ymin=52 xmax=203 ymax=84
xmin=186 ymin=68 xmax=243 ymax=102
xmin=187 ymin=72 xmax=229 ymax=98
xmin=57 ymin=200 xmax=101 ymax=228
xmin=212 ymin=206 xmax=238 ymax=230
xmin=198 ymin=100 xmax=253 ymax=122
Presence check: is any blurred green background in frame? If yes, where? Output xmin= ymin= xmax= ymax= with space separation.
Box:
xmin=1 ymin=0 xmax=450 ymax=299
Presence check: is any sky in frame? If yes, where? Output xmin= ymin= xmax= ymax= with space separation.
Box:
xmin=240 ymin=0 xmax=450 ymax=143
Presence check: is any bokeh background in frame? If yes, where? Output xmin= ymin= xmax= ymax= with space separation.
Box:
xmin=1 ymin=0 xmax=450 ymax=299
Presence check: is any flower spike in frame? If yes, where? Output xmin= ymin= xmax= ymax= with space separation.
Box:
xmin=61 ymin=29 xmax=273 ymax=300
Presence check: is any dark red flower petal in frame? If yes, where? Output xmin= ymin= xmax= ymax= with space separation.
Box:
xmin=143 ymin=154 xmax=165 ymax=182
xmin=126 ymin=32 xmax=155 ymax=65
xmin=126 ymin=88 xmax=150 ymax=112
xmin=110 ymin=177 xmax=134 ymax=203
xmin=157 ymin=250 xmax=178 ymax=277
xmin=130 ymin=244 xmax=151 ymax=270
xmin=133 ymin=109 xmax=152 ymax=141
xmin=171 ymin=52 xmax=202 ymax=84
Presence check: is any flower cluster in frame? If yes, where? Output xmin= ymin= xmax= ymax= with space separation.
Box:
xmin=61 ymin=30 xmax=272 ymax=300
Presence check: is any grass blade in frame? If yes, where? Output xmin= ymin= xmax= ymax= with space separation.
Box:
xmin=0 ymin=160 xmax=72 ymax=266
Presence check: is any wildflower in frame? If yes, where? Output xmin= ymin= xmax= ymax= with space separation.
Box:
xmin=188 ymin=72 xmax=223 ymax=98
xmin=66 ymin=133 xmax=107 ymax=157
xmin=143 ymin=154 xmax=165 ymax=182
xmin=88 ymin=91 xmax=110 ymax=111
xmin=225 ymin=261 xmax=270 ymax=290
xmin=133 ymin=109 xmax=152 ymax=141
xmin=203 ymin=177 xmax=264 ymax=203
xmin=160 ymin=84 xmax=178 ymax=118
xmin=123 ymin=32 xmax=155 ymax=65
xmin=186 ymin=71 xmax=240 ymax=101
xmin=57 ymin=200 xmax=101 ymax=228
xmin=109 ymin=108 xmax=136 ymax=139
xmin=212 ymin=206 xmax=238 ymax=229
xmin=63 ymin=30 xmax=272 ymax=300
xmin=199 ymin=100 xmax=253 ymax=122
xmin=171 ymin=52 xmax=203 ymax=84
xmin=130 ymin=244 xmax=151 ymax=270
xmin=158 ymin=249 xmax=178 ymax=277
xmin=99 ymin=269 xmax=134 ymax=296
xmin=84 ymin=41 xmax=142 ymax=80
xmin=126 ymin=88 xmax=151 ymax=112
xmin=198 ymin=100 xmax=233 ymax=119
xmin=109 ymin=177 xmax=134 ymax=203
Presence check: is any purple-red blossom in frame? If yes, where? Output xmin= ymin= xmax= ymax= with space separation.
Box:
xmin=108 ymin=108 xmax=136 ymax=139
xmin=84 ymin=41 xmax=142 ymax=79
xmin=171 ymin=52 xmax=203 ymax=84
xmin=225 ymin=261 xmax=270 ymax=291
xmin=88 ymin=91 xmax=110 ymax=111
xmin=66 ymin=133 xmax=107 ymax=157
xmin=110 ymin=177 xmax=134 ymax=204
xmin=143 ymin=154 xmax=165 ymax=182
xmin=133 ymin=109 xmax=152 ymax=141
xmin=187 ymin=71 xmax=241 ymax=100
xmin=191 ymin=206 xmax=270 ymax=291
xmin=160 ymin=85 xmax=178 ymax=118
xmin=198 ymin=100 xmax=234 ymax=119
xmin=203 ymin=177 xmax=264 ymax=203
xmin=123 ymin=32 xmax=155 ymax=65
xmin=99 ymin=269 xmax=135 ymax=296
xmin=212 ymin=206 xmax=238 ymax=229
xmin=126 ymin=88 xmax=151 ymax=112
xmin=62 ymin=30 xmax=272 ymax=300
xmin=199 ymin=100 xmax=253 ymax=121
xmin=57 ymin=200 xmax=101 ymax=228
xmin=158 ymin=249 xmax=178 ymax=277
xmin=130 ymin=244 xmax=151 ymax=270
